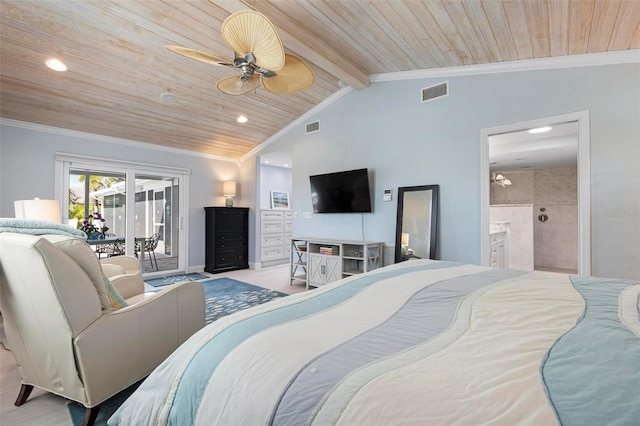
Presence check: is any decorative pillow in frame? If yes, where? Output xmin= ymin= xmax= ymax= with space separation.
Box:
xmin=103 ymin=273 xmax=128 ymax=309
xmin=43 ymin=235 xmax=111 ymax=310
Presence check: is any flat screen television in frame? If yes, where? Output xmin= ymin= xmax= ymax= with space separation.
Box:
xmin=309 ymin=168 xmax=372 ymax=213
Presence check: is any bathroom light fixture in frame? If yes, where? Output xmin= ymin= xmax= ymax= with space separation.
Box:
xmin=528 ymin=126 xmax=552 ymax=134
xmin=490 ymin=173 xmax=512 ymax=188
xmin=45 ymin=58 xmax=67 ymax=72
xmin=236 ymin=115 xmax=248 ymax=123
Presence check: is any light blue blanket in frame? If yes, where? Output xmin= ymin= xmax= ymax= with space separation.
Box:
xmin=109 ymin=260 xmax=640 ymax=426
xmin=0 ymin=218 xmax=86 ymax=239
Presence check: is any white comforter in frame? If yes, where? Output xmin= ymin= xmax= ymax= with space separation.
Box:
xmin=109 ymin=260 xmax=640 ymax=425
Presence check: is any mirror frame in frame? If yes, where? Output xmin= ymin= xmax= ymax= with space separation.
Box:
xmin=394 ymin=184 xmax=439 ymax=263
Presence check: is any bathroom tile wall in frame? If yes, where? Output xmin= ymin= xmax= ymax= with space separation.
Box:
xmin=490 ymin=167 xmax=578 ymax=272
xmin=533 ymin=167 xmax=578 ymax=271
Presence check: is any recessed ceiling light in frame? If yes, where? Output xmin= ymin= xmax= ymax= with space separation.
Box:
xmin=528 ymin=126 xmax=552 ymax=134
xmin=284 ymin=164 xmax=289 ymax=167
xmin=237 ymin=115 xmax=248 ymax=123
xmin=45 ymin=58 xmax=67 ymax=72
xmin=264 ymin=160 xmax=269 ymax=164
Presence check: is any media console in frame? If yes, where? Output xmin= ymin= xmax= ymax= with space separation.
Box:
xmin=290 ymin=237 xmax=383 ymax=289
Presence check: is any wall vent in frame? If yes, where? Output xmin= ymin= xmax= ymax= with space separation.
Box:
xmin=306 ymin=121 xmax=320 ymax=134
xmin=421 ymin=81 xmax=449 ymax=103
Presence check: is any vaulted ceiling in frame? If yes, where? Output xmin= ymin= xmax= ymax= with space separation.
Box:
xmin=1 ymin=1 xmax=639 ymax=159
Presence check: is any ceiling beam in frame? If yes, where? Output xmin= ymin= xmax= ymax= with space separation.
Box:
xmin=218 ymin=0 xmax=370 ymax=90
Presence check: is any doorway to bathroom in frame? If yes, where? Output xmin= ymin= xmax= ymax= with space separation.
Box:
xmin=480 ymin=112 xmax=591 ymax=276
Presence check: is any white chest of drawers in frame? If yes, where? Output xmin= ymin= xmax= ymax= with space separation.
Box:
xmin=260 ymin=209 xmax=292 ymax=266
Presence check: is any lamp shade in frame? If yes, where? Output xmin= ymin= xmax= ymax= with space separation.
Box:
xmin=401 ymin=232 xmax=410 ymax=247
xmin=14 ymin=198 xmax=61 ymax=223
xmin=223 ymin=181 xmax=237 ymax=197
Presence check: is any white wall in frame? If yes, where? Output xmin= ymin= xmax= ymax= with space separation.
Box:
xmin=0 ymin=122 xmax=240 ymax=269
xmin=250 ymin=63 xmax=640 ymax=280
xmin=259 ymin=165 xmax=292 ymax=209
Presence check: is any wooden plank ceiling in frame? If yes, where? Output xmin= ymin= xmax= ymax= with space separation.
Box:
xmin=1 ymin=1 xmax=638 ymax=159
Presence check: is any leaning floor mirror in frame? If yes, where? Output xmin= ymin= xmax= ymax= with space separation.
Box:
xmin=395 ymin=185 xmax=439 ymax=263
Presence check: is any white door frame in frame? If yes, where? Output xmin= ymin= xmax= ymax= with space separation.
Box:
xmin=479 ymin=111 xmax=591 ymax=275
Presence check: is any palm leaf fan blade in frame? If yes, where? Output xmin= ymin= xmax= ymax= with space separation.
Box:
xmin=221 ymin=10 xmax=285 ymax=72
xmin=216 ymin=75 xmax=261 ymax=95
xmin=261 ymin=53 xmax=315 ymax=95
xmin=164 ymin=45 xmax=232 ymax=66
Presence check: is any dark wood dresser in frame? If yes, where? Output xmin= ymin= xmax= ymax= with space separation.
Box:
xmin=204 ymin=207 xmax=249 ymax=273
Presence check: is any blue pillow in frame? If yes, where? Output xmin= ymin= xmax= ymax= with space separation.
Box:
xmin=102 ymin=274 xmax=128 ymax=309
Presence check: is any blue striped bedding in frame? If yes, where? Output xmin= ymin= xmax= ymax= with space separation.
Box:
xmin=108 ymin=260 xmax=640 ymax=425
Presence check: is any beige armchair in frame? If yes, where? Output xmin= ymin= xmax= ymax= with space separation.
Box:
xmin=0 ymin=233 xmax=205 ymax=426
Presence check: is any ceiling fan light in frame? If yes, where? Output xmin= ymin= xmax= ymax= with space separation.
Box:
xmin=495 ymin=173 xmax=505 ymax=181
xmin=216 ymin=75 xmax=261 ymax=95
xmin=503 ymin=179 xmax=512 ymax=185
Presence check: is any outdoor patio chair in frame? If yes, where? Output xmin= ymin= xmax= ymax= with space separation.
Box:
xmin=94 ymin=238 xmax=125 ymax=259
xmin=108 ymin=238 xmax=126 ymax=257
xmin=135 ymin=233 xmax=161 ymax=270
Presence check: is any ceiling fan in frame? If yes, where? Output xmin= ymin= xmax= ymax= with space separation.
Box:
xmin=165 ymin=10 xmax=315 ymax=96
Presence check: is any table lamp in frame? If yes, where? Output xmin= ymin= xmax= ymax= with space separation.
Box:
xmin=223 ymin=181 xmax=236 ymax=207
xmin=14 ymin=198 xmax=61 ymax=223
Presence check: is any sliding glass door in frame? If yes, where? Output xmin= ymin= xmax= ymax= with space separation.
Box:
xmin=57 ymin=154 xmax=189 ymax=277
xmin=134 ymin=174 xmax=180 ymax=273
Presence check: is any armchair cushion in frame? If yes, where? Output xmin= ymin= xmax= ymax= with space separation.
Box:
xmin=100 ymin=256 xmax=141 ymax=277
xmin=101 ymin=263 xmax=126 ymax=278
xmin=43 ymin=235 xmax=111 ymax=310
xmin=43 ymin=235 xmax=131 ymax=310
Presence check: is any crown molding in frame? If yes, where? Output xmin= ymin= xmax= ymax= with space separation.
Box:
xmin=239 ymin=86 xmax=353 ymax=163
xmin=370 ymin=49 xmax=640 ymax=83
xmin=0 ymin=118 xmax=239 ymax=164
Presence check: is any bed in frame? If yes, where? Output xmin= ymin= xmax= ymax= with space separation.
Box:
xmin=109 ymin=260 xmax=640 ymax=425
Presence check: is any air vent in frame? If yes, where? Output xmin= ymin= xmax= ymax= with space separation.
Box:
xmin=306 ymin=121 xmax=320 ymax=134
xmin=421 ymin=81 xmax=449 ymax=103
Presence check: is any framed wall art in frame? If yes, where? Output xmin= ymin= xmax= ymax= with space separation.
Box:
xmin=270 ymin=190 xmax=290 ymax=209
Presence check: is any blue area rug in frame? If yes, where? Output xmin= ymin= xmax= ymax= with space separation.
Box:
xmin=145 ymin=272 xmax=208 ymax=287
xmin=67 ymin=380 xmax=143 ymax=426
xmin=203 ymin=277 xmax=288 ymax=324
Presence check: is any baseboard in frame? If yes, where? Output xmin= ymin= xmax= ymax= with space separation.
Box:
xmin=187 ymin=265 xmax=205 ymax=274
xmin=260 ymin=259 xmax=288 ymax=268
